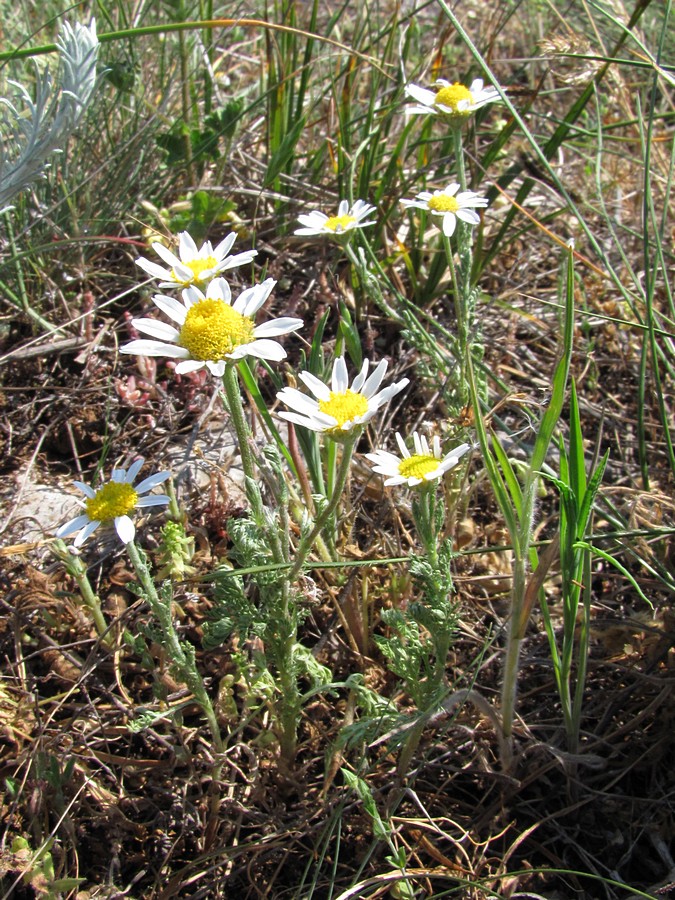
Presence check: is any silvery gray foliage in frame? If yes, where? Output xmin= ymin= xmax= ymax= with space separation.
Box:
xmin=0 ymin=19 xmax=99 ymax=211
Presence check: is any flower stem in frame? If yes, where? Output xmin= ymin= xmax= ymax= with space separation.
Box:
xmin=288 ymin=437 xmax=356 ymax=583
xmin=52 ymin=540 xmax=110 ymax=644
xmin=223 ymin=363 xmax=258 ymax=488
xmin=125 ymin=538 xmax=223 ymax=754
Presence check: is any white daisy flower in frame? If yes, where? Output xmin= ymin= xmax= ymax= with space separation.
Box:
xmin=405 ymin=78 xmax=501 ymax=117
xmin=277 ymin=357 xmax=409 ymax=438
xmin=401 ymin=183 xmax=488 ymax=237
xmin=56 ymin=459 xmax=171 ymax=547
xmin=366 ymin=431 xmax=472 ymax=487
xmin=120 ymin=277 xmax=303 ymax=377
xmin=295 ymin=199 xmax=376 ymax=237
xmin=136 ymin=230 xmax=257 ymax=289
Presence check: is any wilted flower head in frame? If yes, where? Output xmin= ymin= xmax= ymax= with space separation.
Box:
xmin=295 ymin=199 xmax=376 ymax=238
xmin=366 ymin=431 xmax=472 ymax=488
xmin=56 ymin=459 xmax=170 ymax=547
xmin=277 ymin=357 xmax=409 ymax=439
xmin=401 ymin=182 xmax=488 ymax=237
xmin=121 ymin=277 xmax=303 ymax=377
xmin=405 ymin=78 xmax=500 ymax=118
xmin=136 ymin=230 xmax=257 ymax=289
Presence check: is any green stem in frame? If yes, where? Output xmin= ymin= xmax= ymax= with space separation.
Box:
xmin=126 ymin=539 xmax=223 ymax=754
xmin=53 ymin=540 xmax=110 ymax=643
xmin=288 ymin=436 xmax=356 ymax=583
xmin=452 ymin=124 xmax=467 ymax=191
xmin=223 ymin=363 xmax=258 ymax=488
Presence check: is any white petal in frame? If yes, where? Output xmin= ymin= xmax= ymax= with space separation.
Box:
xmin=405 ymin=104 xmax=439 ymax=116
xmin=351 ymin=359 xmax=370 ymax=393
xmin=457 ymin=209 xmax=481 ymax=225
xmin=57 ymin=514 xmax=91 ymax=538
xmin=152 ymin=294 xmax=188 ymax=324
xmin=131 ymin=318 xmax=180 ymax=342
xmin=205 ymin=360 xmax=227 ymax=377
xmin=206 ymin=278 xmax=232 ymax=304
xmin=442 ymin=214 xmax=457 ymax=237
xmin=371 ymin=377 xmax=409 ymax=407
xmin=135 ymin=470 xmax=170 ymax=493
xmin=361 ymin=359 xmax=388 ymax=398
xmin=234 ymin=278 xmax=275 ymax=316
xmin=125 ymin=458 xmax=145 ymax=483
xmin=178 ymin=231 xmax=199 ymax=260
xmin=294 ymin=227 xmax=322 ymax=236
xmin=120 ymin=340 xmax=189 ymax=358
xmin=152 ymin=243 xmax=182 ymax=268
xmin=277 ymin=411 xmax=329 ymax=432
xmin=213 ymin=232 xmax=236 ymax=259
xmin=136 ymin=258 xmax=170 ymax=280
xmin=332 ymin=357 xmax=349 ymax=392
xmin=405 ymin=83 xmax=436 ymax=106
xmin=278 ymin=388 xmax=321 ymax=415
xmin=73 ymin=481 xmax=95 ymax=499
xmin=395 ymin=432 xmax=409 ymax=456
xmin=337 ymin=199 xmax=349 ymax=217
xmin=297 ymin=212 xmax=327 ymax=227
xmin=175 ymin=359 xmax=207 ymax=374
xmin=74 ymin=520 xmax=100 ymax=547
xmin=254 ymin=317 xmax=303 ymax=338
xmin=297 ymin=372 xmax=331 ymax=401
xmin=136 ymin=495 xmax=171 ymax=507
xmin=233 ymin=339 xmax=287 ymax=361
xmin=115 ymin=515 xmax=135 ymax=544
xmin=219 ymin=249 xmax=257 ymax=270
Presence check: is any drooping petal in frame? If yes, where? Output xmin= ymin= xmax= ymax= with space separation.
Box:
xmin=442 ymin=213 xmax=457 ymax=237
xmin=114 ymin=515 xmax=135 ymax=544
xmin=174 ymin=359 xmax=207 ymax=374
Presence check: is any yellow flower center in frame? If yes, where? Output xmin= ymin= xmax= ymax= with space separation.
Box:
xmin=324 ymin=214 xmax=356 ymax=232
xmin=86 ymin=482 xmax=138 ymax=522
xmin=178 ymin=299 xmax=255 ymax=361
xmin=435 ymin=83 xmax=473 ymax=115
xmin=318 ymin=389 xmax=369 ymax=430
xmin=398 ymin=454 xmax=440 ymax=480
xmin=172 ymin=255 xmax=217 ymax=284
xmin=427 ymin=194 xmax=460 ymax=213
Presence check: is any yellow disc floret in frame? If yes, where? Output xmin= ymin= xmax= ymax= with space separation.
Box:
xmin=172 ymin=255 xmax=217 ymax=285
xmin=399 ymin=454 xmax=440 ymax=480
xmin=319 ymin=390 xmax=369 ymax=430
xmin=178 ymin=299 xmax=255 ymax=361
xmin=324 ymin=214 xmax=357 ymax=232
xmin=435 ymin=83 xmax=473 ymax=115
xmin=428 ymin=194 xmax=460 ymax=213
xmin=86 ymin=482 xmax=138 ymax=523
